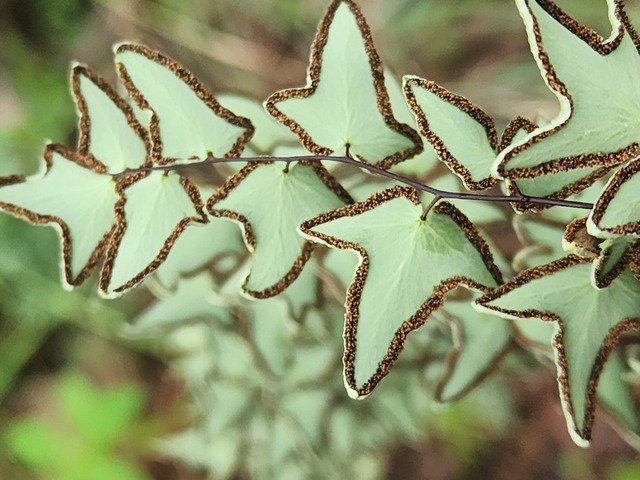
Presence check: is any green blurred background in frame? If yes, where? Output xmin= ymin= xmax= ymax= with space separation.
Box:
xmin=1 ymin=0 xmax=640 ymax=478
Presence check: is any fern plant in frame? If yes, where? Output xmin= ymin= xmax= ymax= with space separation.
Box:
xmin=2 ymin=0 xmax=640 ymax=477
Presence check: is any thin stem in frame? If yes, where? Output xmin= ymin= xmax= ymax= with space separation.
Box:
xmin=421 ymin=195 xmax=441 ymax=221
xmin=345 ymin=143 xmax=352 ymax=159
xmin=113 ymin=155 xmax=595 ymax=210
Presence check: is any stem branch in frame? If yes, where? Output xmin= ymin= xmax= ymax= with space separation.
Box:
xmin=114 ymin=155 xmax=594 ymax=210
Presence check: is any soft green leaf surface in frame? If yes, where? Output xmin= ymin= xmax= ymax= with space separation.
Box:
xmin=325 ymin=69 xmax=439 ymax=177
xmin=301 ymin=186 xmax=500 ymax=397
xmin=266 ymin=415 xmax=302 ymax=471
xmin=277 ymin=462 xmax=312 ymax=480
xmin=56 ymin=373 xmax=145 ymax=448
xmin=438 ymin=300 xmax=512 ymax=403
xmin=369 ymin=370 xmax=433 ymax=441
xmin=372 ymin=389 xmax=424 ymax=440
xmin=206 ymin=380 xmax=253 ymax=435
xmin=73 ymin=66 xmax=148 ymax=172
xmin=128 ymin=98 xmax=153 ymax=134
xmin=284 ymin=344 xmax=339 ymax=387
xmin=164 ymin=325 xmax=218 ymax=384
xmin=101 ymin=171 xmax=204 ymax=296
xmin=592 ymin=236 xmax=638 ymax=288
xmin=481 ymin=229 xmax=514 ymax=282
xmin=209 ymin=331 xmax=258 ymax=382
xmin=0 ymin=148 xmax=117 ymax=285
xmin=400 ymin=312 xmax=449 ymax=366
xmin=478 ymin=256 xmax=640 ymax=446
xmin=512 ymin=316 xmax=555 ymax=355
xmin=589 ymin=158 xmax=640 ymax=236
xmin=282 ymin=389 xmax=332 ymax=444
xmin=598 ymin=351 xmax=640 ymax=440
xmin=271 ymin=144 xmax=309 ymax=158
xmin=115 ymin=44 xmax=253 ymax=160
xmin=266 ymin=0 xmax=421 ymax=167
xmin=385 ymin=72 xmax=440 ymax=176
xmin=218 ymin=259 xmax=251 ymax=299
xmin=130 ymin=273 xmax=229 ymax=334
xmin=510 ymin=316 xmax=640 ymax=441
xmin=160 ymin=430 xmax=240 ymax=480
xmin=280 ymin=256 xmax=320 ymax=320
xmin=209 ymin=162 xmax=346 ymax=297
xmin=506 ymin=166 xmax=604 ymax=204
xmin=327 ymin=406 xmax=359 ymax=456
xmin=81 ymin=457 xmax=147 ymax=480
xmin=512 ymin=216 xmax=566 ymax=271
xmin=160 ymin=284 xmax=442 ymax=480
xmin=321 ymin=247 xmax=360 ymax=293
xmin=609 ymin=463 xmax=640 ymax=480
xmin=495 ymin=0 xmax=640 ymax=178
xmin=248 ymin=299 xmax=296 ymax=376
xmin=6 ymin=372 xmax=147 ymax=480
xmin=348 ymin=178 xmax=398 ymax=202
xmin=154 ymin=216 xmax=245 ymax=289
xmin=218 ymin=93 xmax=298 ymax=154
xmin=404 ymin=76 xmax=497 ymax=190
xmin=5 ymin=419 xmax=63 ymax=469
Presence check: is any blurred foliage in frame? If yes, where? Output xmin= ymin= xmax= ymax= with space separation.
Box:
xmin=1 ymin=0 xmax=640 ymax=479
xmin=125 ymin=254 xmax=523 ymax=479
xmin=609 ymin=462 xmax=640 ymax=480
xmin=4 ymin=371 xmax=150 ymax=480
xmin=0 ymin=213 xmax=133 ymax=399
